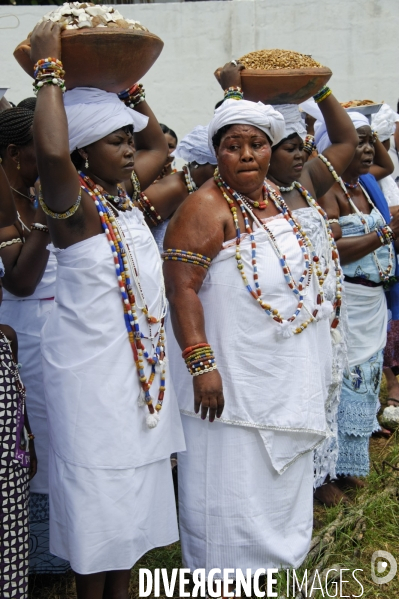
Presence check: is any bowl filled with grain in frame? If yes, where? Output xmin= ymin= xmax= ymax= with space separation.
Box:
xmin=14 ymin=3 xmax=163 ymax=92
xmin=217 ymin=49 xmax=332 ymax=105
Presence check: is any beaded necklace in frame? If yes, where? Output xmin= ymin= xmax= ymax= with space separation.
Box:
xmin=78 ymin=172 xmax=166 ymax=427
xmin=214 ymin=169 xmax=321 ymax=335
xmin=344 ymin=180 xmax=359 ymax=189
xmin=292 ymin=181 xmax=343 ymax=329
xmin=337 ymin=177 xmax=394 ymax=282
xmin=80 ymin=175 xmax=131 ymax=211
xmin=182 ymin=165 xmax=198 ymax=194
xmin=278 ymin=182 xmax=295 ymax=193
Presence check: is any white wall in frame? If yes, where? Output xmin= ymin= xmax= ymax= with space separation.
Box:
xmin=1 ymin=0 xmax=398 ymax=141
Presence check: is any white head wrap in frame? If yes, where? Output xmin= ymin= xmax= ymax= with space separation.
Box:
xmin=371 ymin=103 xmax=399 ymax=142
xmin=64 ymin=87 xmax=149 ymax=153
xmin=273 ymin=104 xmax=306 ymax=140
xmin=172 ymin=125 xmax=217 ymax=165
xmin=315 ymin=111 xmax=369 ymax=154
xmin=208 ymin=99 xmax=285 ymax=152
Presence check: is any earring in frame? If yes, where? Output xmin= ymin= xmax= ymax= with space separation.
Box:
xmin=17 ymin=162 xmax=20 ymax=170
xmin=85 ymin=158 xmax=89 ymax=169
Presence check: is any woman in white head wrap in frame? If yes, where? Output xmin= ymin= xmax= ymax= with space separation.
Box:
xmin=164 ymin=73 xmax=337 ymax=584
xmin=267 ymin=92 xmax=358 ymax=507
xmin=316 ymin=106 xmax=399 ymax=506
xmin=30 ymin=21 xmax=185 ymax=597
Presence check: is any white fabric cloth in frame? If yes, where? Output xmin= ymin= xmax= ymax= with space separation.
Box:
xmin=344 ymin=281 xmax=387 ymax=368
xmin=49 ymin=448 xmax=179 ymax=574
xmin=1 ymin=254 xmax=57 ymax=493
xmin=178 ymin=415 xmax=314 ymax=574
xmin=371 ymin=103 xmax=399 ymax=142
xmin=64 ymin=87 xmax=148 ymax=152
xmin=168 ymin=214 xmax=332 ymax=475
xmin=315 ymin=111 xmax=369 ymax=154
xmin=273 ymin=104 xmax=307 ymax=140
xmin=299 ymin=98 xmax=323 ymax=122
xmin=314 ymin=111 xmax=370 ymax=154
xmin=379 ymin=174 xmax=399 ymax=207
xmin=41 ymin=206 xmax=185 ymax=572
xmin=172 ymin=124 xmax=217 ymax=165
xmin=388 ymin=136 xmax=399 ymax=183
xmin=208 ymin=99 xmax=285 ymax=150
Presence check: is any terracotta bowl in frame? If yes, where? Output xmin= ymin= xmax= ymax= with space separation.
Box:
xmin=215 ymin=66 xmax=332 ymax=105
xmin=14 ymin=28 xmax=164 ymax=92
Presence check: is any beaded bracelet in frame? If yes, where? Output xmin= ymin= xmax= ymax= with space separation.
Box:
xmin=118 ymin=83 xmax=145 ymax=109
xmin=162 ymin=249 xmax=212 ymax=269
xmin=33 ymin=58 xmax=66 ymax=95
xmin=0 ymin=238 xmax=23 ymax=249
xmin=372 ymin=130 xmax=379 ymax=144
xmin=313 ymin=85 xmax=332 ymax=104
xmin=136 ymin=192 xmax=163 ymax=227
xmin=377 ymin=225 xmax=397 ymax=245
xmin=303 ymin=134 xmax=316 ymax=155
xmin=183 ymin=343 xmax=218 ymax=376
xmin=130 ymin=169 xmax=141 ymax=203
xmin=224 ymin=86 xmax=244 ymax=101
xmin=39 ymin=186 xmax=82 ymax=220
xmin=30 ymin=222 xmax=49 ymax=233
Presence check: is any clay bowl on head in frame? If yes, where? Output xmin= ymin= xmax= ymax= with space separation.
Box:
xmin=14 ymin=28 xmax=164 ymax=92
xmin=215 ymin=66 xmax=332 ymax=105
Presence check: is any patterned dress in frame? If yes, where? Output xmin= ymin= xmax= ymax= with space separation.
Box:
xmin=0 ymin=331 xmax=29 ymax=599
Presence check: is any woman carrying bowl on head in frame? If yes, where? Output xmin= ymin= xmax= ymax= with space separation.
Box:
xmin=30 ymin=21 xmax=185 ymax=599
xmin=316 ymin=112 xmax=399 ymax=502
xmin=163 ymin=78 xmax=353 ymax=590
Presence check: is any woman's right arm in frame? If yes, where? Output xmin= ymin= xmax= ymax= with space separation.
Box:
xmin=0 ymin=165 xmax=18 ymax=227
xmin=164 ymin=190 xmax=226 ymax=421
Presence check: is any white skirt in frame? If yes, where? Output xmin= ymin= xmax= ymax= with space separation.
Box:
xmin=178 ymin=415 xmax=313 ymax=575
xmin=48 ymin=447 xmax=179 ymax=574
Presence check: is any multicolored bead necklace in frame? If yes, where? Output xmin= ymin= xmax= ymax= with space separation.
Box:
xmin=79 ymin=172 xmax=167 ymax=427
xmin=214 ymin=168 xmax=321 ymax=335
xmin=182 ymin=165 xmax=198 ymax=194
xmin=344 ymin=180 xmax=359 ymax=189
xmin=318 ymin=154 xmax=394 ymax=283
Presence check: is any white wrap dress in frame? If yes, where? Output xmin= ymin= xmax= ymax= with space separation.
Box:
xmin=168 ymin=214 xmax=332 ymax=574
xmin=41 ymin=206 xmax=185 ymax=574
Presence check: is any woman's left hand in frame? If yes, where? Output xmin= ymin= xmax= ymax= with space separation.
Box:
xmin=215 ymin=61 xmax=244 ymax=91
xmin=29 ymin=440 xmax=38 ymax=480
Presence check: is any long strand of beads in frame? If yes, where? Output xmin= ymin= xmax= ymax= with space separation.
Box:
xmin=78 ymin=173 xmax=165 ymax=427
xmin=182 ymin=165 xmax=198 ymax=194
xmin=214 ymin=169 xmax=318 ymax=334
xmin=318 ymin=153 xmax=394 ymax=283
xmin=293 ymin=181 xmax=343 ymax=329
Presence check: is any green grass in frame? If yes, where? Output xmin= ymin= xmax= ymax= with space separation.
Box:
xmin=29 ymin=376 xmax=399 ymax=598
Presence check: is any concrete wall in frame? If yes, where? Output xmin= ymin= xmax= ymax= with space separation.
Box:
xmin=1 ymin=0 xmax=398 ymax=141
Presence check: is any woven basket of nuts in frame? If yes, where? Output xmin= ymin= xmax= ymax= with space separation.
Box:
xmin=218 ymin=49 xmax=332 ymax=105
xmin=14 ymin=3 xmax=163 ymax=92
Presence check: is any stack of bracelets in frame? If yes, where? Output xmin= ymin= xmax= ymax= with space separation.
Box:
xmin=162 ymin=249 xmax=212 ymax=269
xmin=183 ymin=343 xmax=217 ymax=376
xmin=33 ymin=58 xmax=66 ymax=95
xmin=303 ymin=134 xmax=316 ymax=155
xmin=376 ymin=224 xmax=397 ymax=245
xmin=137 ymin=192 xmax=164 ymax=227
xmin=224 ymin=86 xmax=244 ymax=101
xmin=313 ymin=85 xmax=332 ymax=104
xmin=118 ymin=83 xmax=145 ymax=108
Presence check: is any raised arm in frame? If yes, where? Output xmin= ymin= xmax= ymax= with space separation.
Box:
xmin=164 ymin=188 xmax=226 ymax=421
xmin=131 ymin=102 xmax=168 ymax=191
xmin=0 ymin=164 xmax=17 ymax=227
xmin=304 ymin=94 xmax=358 ymax=198
xmin=369 ymin=137 xmax=394 ymax=181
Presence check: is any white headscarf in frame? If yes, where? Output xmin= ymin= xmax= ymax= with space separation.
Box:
xmin=208 ymin=99 xmax=285 ymax=152
xmin=64 ymin=87 xmax=149 ymax=153
xmin=172 ymin=125 xmax=217 ymax=165
xmin=315 ymin=111 xmax=369 ymax=154
xmin=273 ymin=104 xmax=306 ymax=140
xmin=371 ymin=103 xmax=399 ymax=142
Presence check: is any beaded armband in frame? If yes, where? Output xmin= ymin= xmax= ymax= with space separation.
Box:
xmin=39 ymin=186 xmax=82 ymax=220
xmin=376 ymin=225 xmax=397 ymax=245
xmin=118 ymin=84 xmax=145 ymax=109
xmin=137 ymin=192 xmax=163 ymax=227
xmin=328 ymin=218 xmax=340 ymax=225
xmin=130 ymin=169 xmax=141 ymax=203
xmin=182 ymin=343 xmax=217 ymax=376
xmin=318 ymin=154 xmax=340 ymax=183
xmin=303 ymin=134 xmax=316 ymax=155
xmin=0 ymin=238 xmax=22 ymax=249
xmin=33 ymin=58 xmax=66 ymax=95
xmin=313 ymin=85 xmax=332 ymax=104
xmin=224 ymin=86 xmax=244 ymax=101
xmin=162 ymin=249 xmax=212 ymax=269
xmin=31 ymin=222 xmax=49 ymax=233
